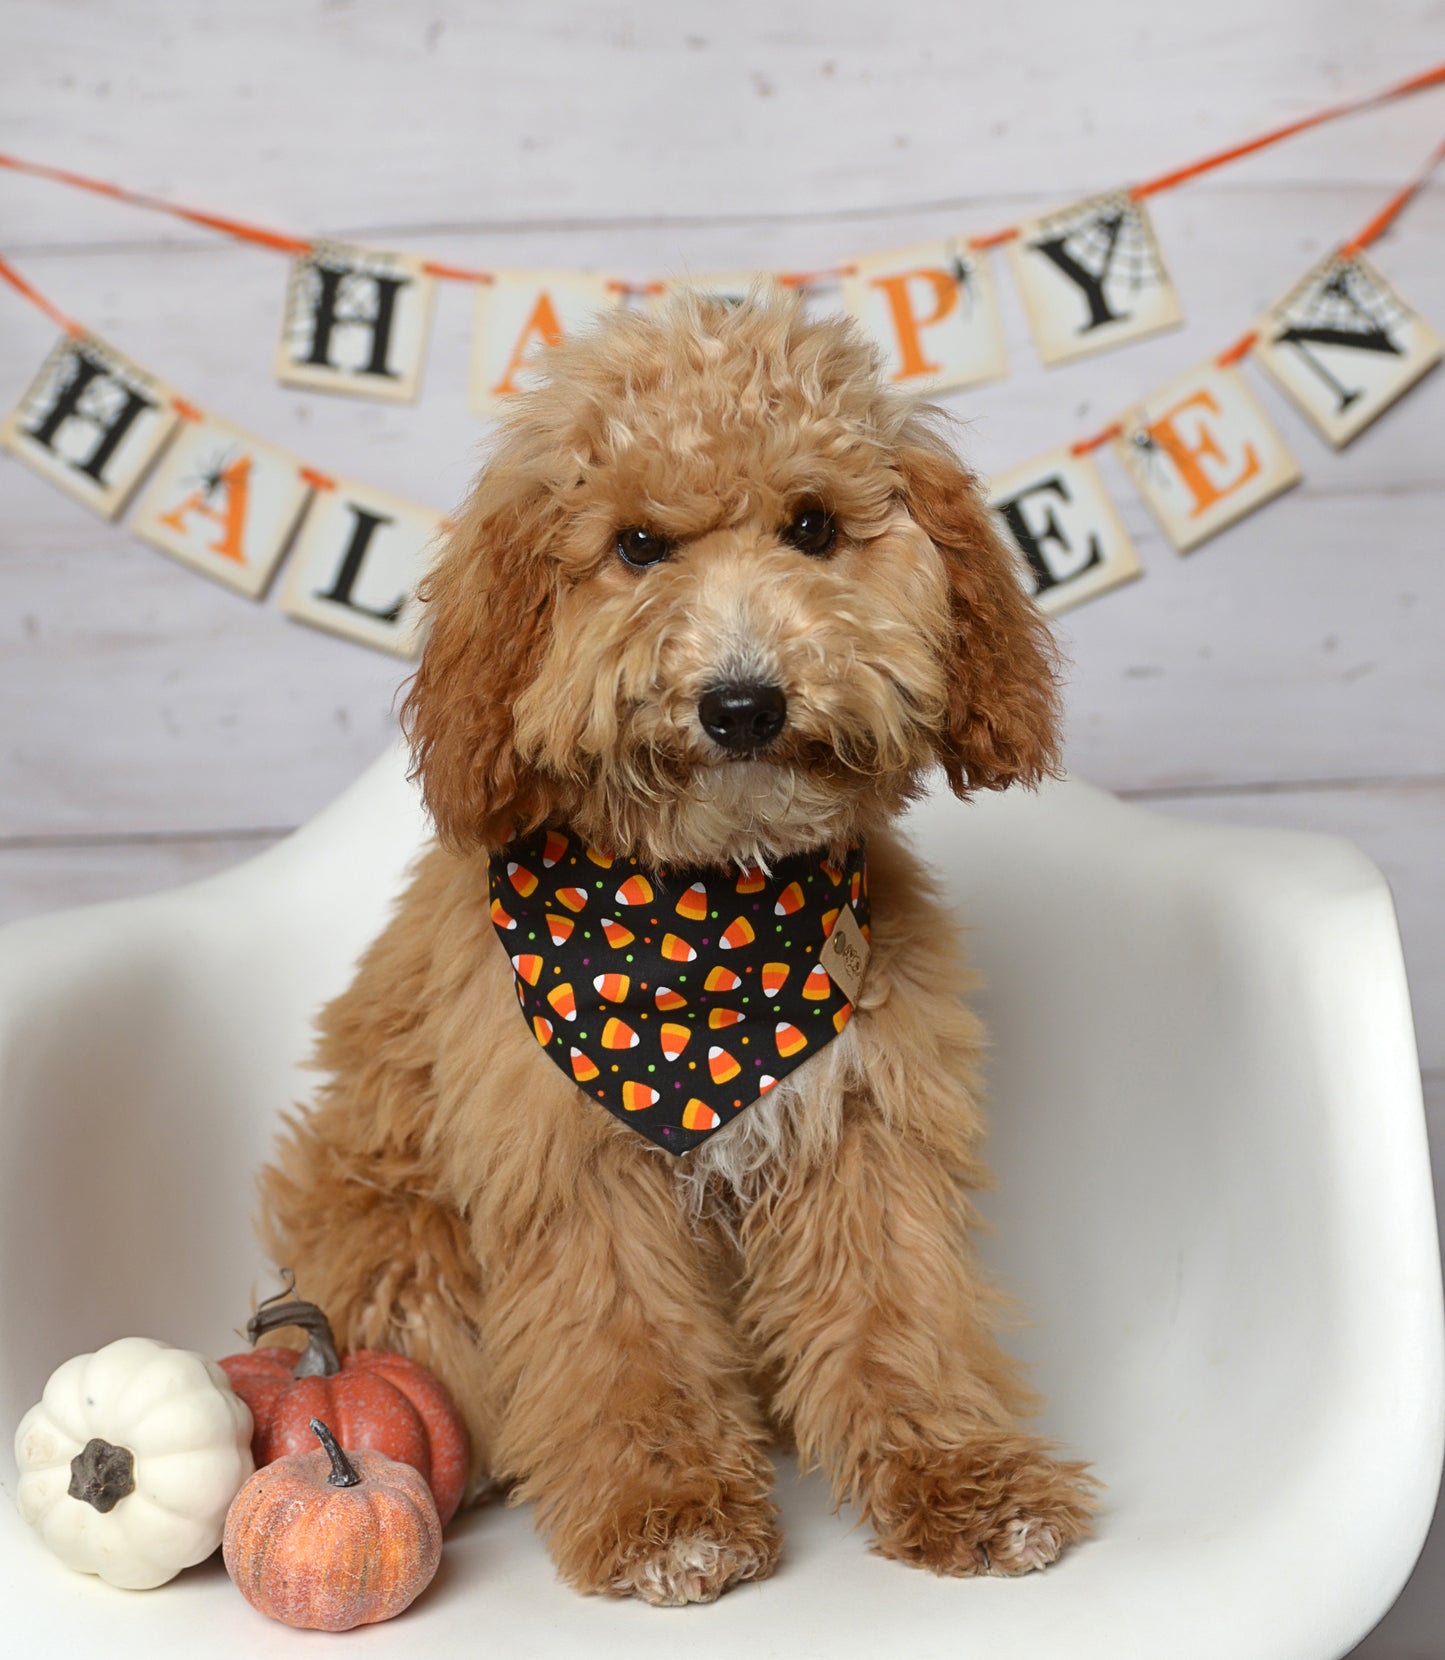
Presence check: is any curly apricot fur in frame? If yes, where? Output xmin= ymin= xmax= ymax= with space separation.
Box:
xmin=261 ymin=288 xmax=1094 ymax=1606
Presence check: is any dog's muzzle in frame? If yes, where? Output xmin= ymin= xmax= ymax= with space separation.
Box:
xmin=698 ymin=681 xmax=787 ymax=753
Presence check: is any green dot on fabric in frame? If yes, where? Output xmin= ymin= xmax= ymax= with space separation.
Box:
xmin=528 ymin=932 xmax=536 ymax=940
xmin=626 ymin=954 xmax=634 ymax=962
xmin=648 ymin=1064 xmax=656 ymax=1073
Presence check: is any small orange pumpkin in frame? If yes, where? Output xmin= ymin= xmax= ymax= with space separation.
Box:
xmin=219 ymin=1278 xmax=468 ymax=1526
xmin=223 ymin=1417 xmax=441 ymax=1631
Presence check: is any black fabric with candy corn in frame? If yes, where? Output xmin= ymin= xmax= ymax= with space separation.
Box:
xmin=489 ymin=828 xmax=871 ymax=1156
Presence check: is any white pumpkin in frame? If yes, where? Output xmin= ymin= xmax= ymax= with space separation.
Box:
xmin=14 ymin=1335 xmax=254 ymax=1589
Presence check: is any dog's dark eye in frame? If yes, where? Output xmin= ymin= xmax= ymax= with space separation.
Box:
xmin=782 ymin=504 xmax=837 ymax=558
xmin=616 ymin=527 xmax=673 ymax=569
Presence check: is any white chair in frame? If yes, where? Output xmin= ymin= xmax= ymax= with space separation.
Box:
xmin=0 ymin=745 xmax=1438 ymax=1659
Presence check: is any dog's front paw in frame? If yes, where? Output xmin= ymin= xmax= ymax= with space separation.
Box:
xmin=613 ymin=1523 xmax=777 ymax=1607
xmin=564 ymin=1484 xmax=782 ymax=1607
xmin=867 ymin=1432 xmax=1097 ymax=1577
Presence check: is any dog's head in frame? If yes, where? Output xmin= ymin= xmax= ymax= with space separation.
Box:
xmin=404 ymin=286 xmax=1060 ymax=868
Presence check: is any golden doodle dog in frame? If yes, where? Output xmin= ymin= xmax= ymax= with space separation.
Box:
xmin=259 ymin=285 xmax=1096 ymax=1606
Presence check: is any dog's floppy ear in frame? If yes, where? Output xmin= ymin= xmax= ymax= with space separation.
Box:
xmin=896 ymin=429 xmax=1063 ymax=795
xmin=401 ymin=455 xmax=560 ymax=853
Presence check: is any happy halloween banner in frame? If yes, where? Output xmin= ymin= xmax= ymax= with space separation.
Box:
xmin=0 ymin=66 xmax=1442 ymax=656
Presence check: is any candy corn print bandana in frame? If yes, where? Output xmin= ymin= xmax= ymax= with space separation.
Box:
xmin=489 ymin=827 xmax=871 ymax=1155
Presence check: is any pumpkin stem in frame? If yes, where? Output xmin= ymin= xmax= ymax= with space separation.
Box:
xmin=310 ymin=1418 xmax=362 ymax=1488
xmin=68 ymin=1437 xmax=136 ymax=1512
xmin=246 ymin=1279 xmax=343 ymax=1379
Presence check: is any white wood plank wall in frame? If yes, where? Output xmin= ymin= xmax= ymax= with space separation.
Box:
xmin=1 ymin=4 xmax=1441 ymax=1649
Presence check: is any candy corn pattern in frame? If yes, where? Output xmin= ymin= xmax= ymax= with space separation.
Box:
xmin=719 ymin=916 xmax=755 ymax=949
xmin=675 ymin=882 xmax=709 ymax=921
xmin=490 ymin=827 xmax=869 ymax=1155
xmin=775 ymin=882 xmax=804 ymax=916
xmin=775 ymin=1022 xmax=807 ymax=1058
xmin=708 ymin=1046 xmax=741 ymax=1084
xmin=682 ymin=1099 xmax=720 ymax=1132
xmin=601 ymin=1017 xmax=640 ymax=1050
xmin=661 ymin=933 xmax=697 ymax=963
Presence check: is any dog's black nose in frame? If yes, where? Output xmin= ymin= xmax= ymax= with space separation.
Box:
xmin=698 ymin=682 xmax=787 ymax=752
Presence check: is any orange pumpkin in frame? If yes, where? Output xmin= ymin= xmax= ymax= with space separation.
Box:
xmin=219 ymin=1281 xmax=468 ymax=1526
xmin=224 ymin=1418 xmax=441 ymax=1631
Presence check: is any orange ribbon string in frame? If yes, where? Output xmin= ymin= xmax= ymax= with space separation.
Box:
xmin=0 ymin=113 xmax=1441 ymax=484
xmin=1215 ymin=330 xmax=1260 ymax=369
xmin=968 ymin=226 xmax=1021 ymax=252
xmin=1340 ymin=130 xmax=1445 ymax=258
xmin=1130 ymin=61 xmax=1445 ymax=200
xmin=420 ymin=259 xmax=494 ymax=284
xmin=0 ymin=153 xmax=312 ymax=254
xmin=0 ymin=251 xmax=83 ymax=336
xmin=973 ymin=62 xmax=1445 ymax=255
xmin=0 ymin=61 xmax=1440 ymax=292
xmin=1070 ymin=422 xmax=1123 ymax=457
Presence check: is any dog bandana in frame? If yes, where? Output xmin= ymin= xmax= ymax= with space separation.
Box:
xmin=490 ymin=827 xmax=871 ymax=1155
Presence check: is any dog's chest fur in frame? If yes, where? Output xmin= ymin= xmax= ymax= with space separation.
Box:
xmin=667 ymin=1019 xmax=862 ymax=1213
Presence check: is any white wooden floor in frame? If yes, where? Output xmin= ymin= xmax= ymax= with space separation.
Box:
xmin=1 ymin=4 xmax=1441 ymax=1651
